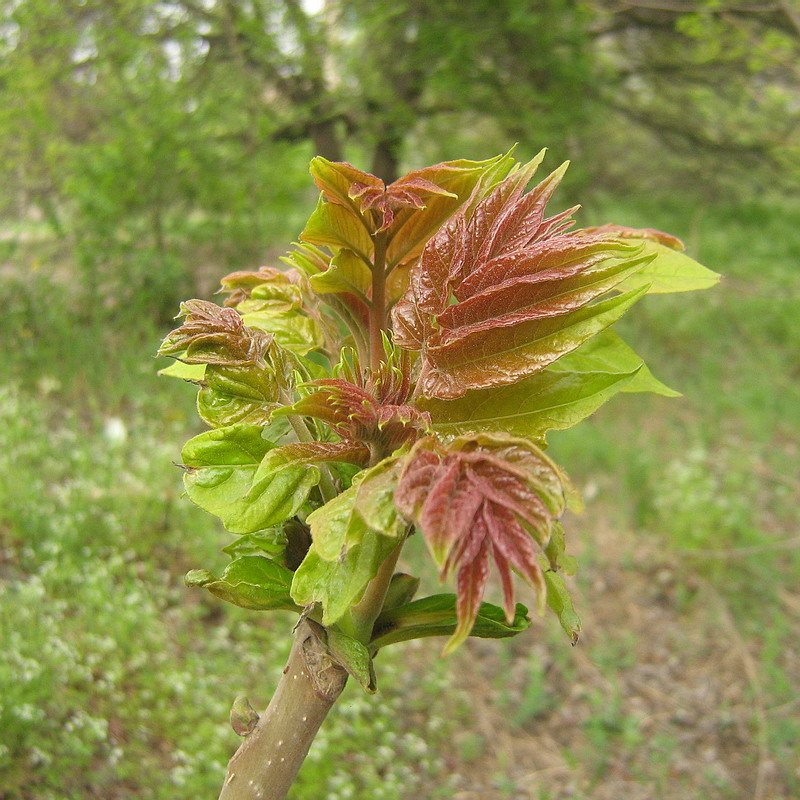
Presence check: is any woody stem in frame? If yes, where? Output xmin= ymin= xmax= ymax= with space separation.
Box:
xmin=369 ymin=231 xmax=388 ymax=372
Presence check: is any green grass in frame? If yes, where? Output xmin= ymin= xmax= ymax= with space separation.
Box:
xmin=1 ymin=192 xmax=798 ymax=798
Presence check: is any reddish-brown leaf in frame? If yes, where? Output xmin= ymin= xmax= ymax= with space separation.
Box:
xmin=395 ymin=433 xmax=576 ymax=653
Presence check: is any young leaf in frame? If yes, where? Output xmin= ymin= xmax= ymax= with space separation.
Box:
xmin=550 ymin=328 xmax=680 ymax=397
xmin=185 ymin=556 xmax=298 ymax=612
xmin=543 ymin=571 xmax=581 ymax=644
xmin=395 ymin=433 xmax=577 ymax=653
xmin=380 ymin=573 xmax=421 ymax=613
xmin=418 ymin=284 xmax=650 ymax=399
xmin=301 ymin=196 xmax=374 ymax=264
xmin=197 ymin=365 xmax=282 ymax=428
xmin=419 ymin=327 xmax=679 ymax=441
xmin=370 ymin=594 xmax=530 ymax=649
xmin=182 ymin=424 xmax=320 ymax=534
xmin=157 ymin=360 xmax=206 ymax=381
xmin=237 ymin=305 xmax=323 ymax=356
xmin=613 ymin=240 xmax=721 ymax=294
xmin=290 ymin=530 xmax=398 ymax=626
xmin=392 ymin=155 xmax=661 ymax=399
xmin=308 ymin=248 xmax=371 ymax=302
xmin=159 ymin=300 xmax=271 ymax=367
xmin=306 ymin=457 xmax=406 ymax=561
xmin=325 ymin=628 xmax=377 ymax=693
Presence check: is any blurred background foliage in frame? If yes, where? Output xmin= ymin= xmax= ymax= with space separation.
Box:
xmin=1 ymin=1 xmax=799 ymax=799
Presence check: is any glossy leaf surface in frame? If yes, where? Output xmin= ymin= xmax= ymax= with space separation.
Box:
xmin=420 ymin=327 xmax=680 ymax=438
xmin=614 ymin=240 xmax=721 ymax=294
xmin=197 ymin=365 xmax=281 ymax=428
xmin=392 ymin=156 xmax=661 ymax=399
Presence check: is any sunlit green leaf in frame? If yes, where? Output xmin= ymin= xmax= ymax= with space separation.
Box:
xmin=370 ymin=594 xmax=530 ymax=649
xmin=551 ymin=328 xmax=680 ymax=397
xmin=185 ymin=556 xmax=298 ymax=611
xmin=309 ymin=248 xmax=371 ymax=301
xmin=615 ymin=240 xmax=720 ymax=294
xmin=306 ymin=456 xmax=406 ymax=561
xmin=197 ymin=364 xmax=282 ymax=428
xmin=182 ymin=424 xmax=319 ymax=534
xmin=238 ymin=305 xmax=323 ymax=356
xmin=290 ymin=531 xmax=398 ymax=626
xmin=157 ymin=360 xmax=206 ymax=381
xmin=301 ymin=195 xmax=374 ymax=263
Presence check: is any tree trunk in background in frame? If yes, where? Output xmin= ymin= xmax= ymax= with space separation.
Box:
xmin=371 ymin=136 xmax=402 ymax=184
xmin=309 ymin=119 xmax=343 ymax=163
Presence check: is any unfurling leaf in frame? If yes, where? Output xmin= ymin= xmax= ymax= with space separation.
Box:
xmin=381 ymin=573 xmax=421 ymax=612
xmin=181 ymin=424 xmax=320 ymax=534
xmin=395 ymin=433 xmax=578 ymax=654
xmin=159 ymin=300 xmax=272 ymax=367
xmin=307 ymin=154 xmax=517 ymax=263
xmin=306 ymin=457 xmax=407 ymax=561
xmin=275 ymin=378 xmax=430 ymax=453
xmin=543 ymin=571 xmax=581 ymax=644
xmin=325 ymin=628 xmax=377 ymax=693
xmin=197 ymin=365 xmax=282 ymax=428
xmin=370 ymin=594 xmax=530 ymax=649
xmin=614 ymin=240 xmax=721 ymax=294
xmin=230 ymin=695 xmax=260 ymax=737
xmin=185 ymin=556 xmax=298 ymax=611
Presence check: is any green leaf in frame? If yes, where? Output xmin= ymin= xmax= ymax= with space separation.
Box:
xmin=290 ymin=531 xmax=398 ymax=626
xmin=158 ymin=360 xmax=206 ymax=381
xmin=550 ymin=328 xmax=681 ymax=397
xmin=380 ymin=573 xmax=420 ymax=613
xmin=542 ymin=522 xmax=578 ymax=575
xmin=197 ymin=364 xmax=283 ymax=428
xmin=221 ymin=528 xmax=287 ymax=560
xmin=238 ymin=306 xmax=323 ymax=356
xmin=420 ymin=366 xmax=638 ymax=439
xmin=615 ymin=240 xmax=720 ymax=294
xmin=325 ymin=629 xmax=377 ymax=693
xmin=421 ymin=327 xmax=680 ymax=438
xmin=182 ymin=424 xmax=320 ymax=534
xmin=307 ymin=457 xmax=406 ymax=561
xmin=309 ymin=248 xmax=371 ymax=301
xmin=306 ymin=485 xmax=367 ymax=560
xmin=185 ymin=556 xmax=298 ymax=611
xmin=370 ymin=594 xmax=530 ymax=649
xmin=543 ymin=571 xmax=581 ymax=644
xmin=301 ymin=195 xmax=374 ymax=264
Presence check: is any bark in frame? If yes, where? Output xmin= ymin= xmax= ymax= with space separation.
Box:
xmin=218 ymin=622 xmax=347 ymax=800
xmin=309 ymin=118 xmax=343 ymax=163
xmin=370 ymin=136 xmax=401 ymax=184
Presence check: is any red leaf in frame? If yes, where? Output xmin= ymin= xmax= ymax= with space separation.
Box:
xmin=391 ymin=155 xmax=663 ymax=398
xmin=395 ymin=433 xmax=575 ymax=653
